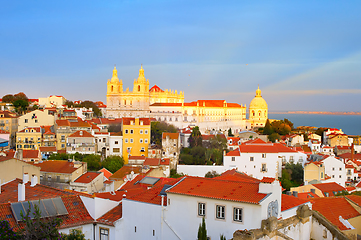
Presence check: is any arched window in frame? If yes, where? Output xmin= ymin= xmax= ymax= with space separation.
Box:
xmin=111 ymin=86 xmax=114 ymax=92
xmin=138 ymin=85 xmax=140 ymax=91
xmin=252 ymin=111 xmax=255 ymax=117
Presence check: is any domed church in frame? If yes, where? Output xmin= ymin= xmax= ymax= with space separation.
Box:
xmin=248 ymin=86 xmax=268 ymax=128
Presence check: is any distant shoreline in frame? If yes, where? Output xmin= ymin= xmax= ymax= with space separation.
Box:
xmin=269 ymin=111 xmax=361 ymax=115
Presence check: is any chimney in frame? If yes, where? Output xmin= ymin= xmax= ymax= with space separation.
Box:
xmin=30 ymin=174 xmax=38 ymax=187
xmin=80 ymin=131 xmax=83 ymax=136
xmin=23 ymin=173 xmax=29 ymax=184
xmin=18 ymin=149 xmax=23 ymax=161
xmin=18 ymin=182 xmax=25 ymax=202
xmin=311 ymin=188 xmax=316 ymax=194
xmin=292 ymin=191 xmax=298 ymax=197
xmin=286 ymin=191 xmax=292 ymax=195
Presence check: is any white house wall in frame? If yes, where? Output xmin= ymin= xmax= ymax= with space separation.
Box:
xmin=177 ymin=165 xmax=226 ymax=177
xmin=59 ymin=224 xmax=93 ymax=240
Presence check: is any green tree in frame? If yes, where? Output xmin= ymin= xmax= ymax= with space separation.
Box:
xmin=268 ymin=132 xmax=281 ymax=142
xmin=82 ymin=154 xmax=101 ymax=171
xmin=263 ymin=119 xmax=273 ymax=135
xmin=209 ymin=135 xmax=227 ymax=150
xmin=65 ymin=100 xmax=74 ymax=108
xmin=1 ymin=94 xmax=15 ymax=103
xmin=205 ymin=170 xmax=220 ymax=178
xmin=220 ymin=234 xmax=227 ymax=240
xmin=0 ymin=220 xmax=19 ymax=239
xmin=62 ymin=229 xmax=86 ymax=240
xmin=13 ymin=99 xmax=29 ymax=114
xmin=180 ymin=153 xmax=194 ymax=165
xmin=151 ymin=121 xmax=177 ymax=146
xmin=188 ymin=126 xmax=202 ymax=148
xmin=19 ymin=202 xmax=62 ymax=240
xmin=170 ymin=169 xmax=185 ymax=178
xmin=285 ymin=163 xmax=304 ymax=184
xmin=227 ymin=128 xmax=234 ymax=137
xmin=197 ymin=217 xmax=207 ymax=240
xmin=48 ymin=153 xmax=70 ymax=160
xmin=102 ymin=155 xmax=124 ymax=173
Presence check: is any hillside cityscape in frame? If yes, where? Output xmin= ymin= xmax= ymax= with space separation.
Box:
xmin=1 ymin=65 xmax=361 ymax=239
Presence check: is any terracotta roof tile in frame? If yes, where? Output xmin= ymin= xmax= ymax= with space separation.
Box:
xmin=19 ymin=127 xmax=41 ymax=133
xmin=281 ymin=194 xmax=308 ymax=211
xmin=68 ymin=130 xmax=94 ymax=138
xmin=312 ymin=182 xmax=346 ymax=197
xmin=37 ymin=160 xmax=79 ymax=174
xmin=97 ymin=203 xmax=123 ymax=226
xmin=99 ymin=168 xmax=113 ymax=178
xmin=260 ymin=177 xmax=276 ymax=183
xmin=311 ymin=197 xmax=360 ymax=230
xmin=346 ymin=195 xmax=361 ymax=206
xmin=143 ymin=158 xmax=170 ymax=166
xmin=167 ymin=176 xmax=267 ymax=205
xmin=74 ymin=172 xmax=101 ymax=183
xmin=226 ymin=149 xmax=240 ymax=156
xmin=122 ymin=117 xmax=151 ymax=125
xmin=23 ymin=150 xmax=40 ymax=159
xmin=56 ymin=119 xmax=70 ymax=127
xmin=149 ymin=84 xmax=164 ymax=92
xmin=162 ymin=132 xmax=179 ymax=139
xmin=110 ymin=166 xmax=142 ymax=180
xmin=39 ymin=146 xmax=57 ymax=152
xmin=297 ymin=192 xmax=319 ymax=200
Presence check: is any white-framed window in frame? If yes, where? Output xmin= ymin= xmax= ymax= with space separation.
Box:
xmin=130 ymin=139 xmax=133 ymax=143
xmin=140 ymin=130 xmax=143 ymax=134
xmin=145 ymin=130 xmax=148 ymax=134
xmin=145 ymin=139 xmax=148 ymax=143
xmin=231 ymin=157 xmax=235 ymax=161
xmin=125 ymin=139 xmax=128 ymax=143
xmin=262 ymin=153 xmax=266 ymax=158
xmin=125 ymin=129 xmax=128 ymax=134
xmin=216 ymin=205 xmax=225 ymax=219
xmin=130 ymin=130 xmax=134 ymax=134
xmin=140 ymin=139 xmax=143 ymax=143
xmin=233 ymin=207 xmax=243 ymax=222
xmin=250 ymin=157 xmax=254 ymax=161
xmin=261 ymin=164 xmax=267 ymax=172
xmin=115 ymin=141 xmax=118 ymax=144
xmin=198 ymin=202 xmax=206 ymax=216
xmin=100 ymin=227 xmax=109 ymax=240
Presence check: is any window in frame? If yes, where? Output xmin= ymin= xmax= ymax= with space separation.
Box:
xmin=231 ymin=157 xmax=235 ymax=161
xmin=125 ymin=139 xmax=128 ymax=143
xmin=332 ymin=167 xmax=335 ymax=171
xmin=130 ymin=139 xmax=133 ymax=143
xmin=262 ymin=153 xmax=266 ymax=158
xmin=153 ymin=230 xmax=155 ymax=236
xmin=339 ymin=167 xmax=342 ymax=171
xmin=233 ymin=207 xmax=243 ymax=222
xmin=100 ymin=227 xmax=109 ymax=240
xmin=25 ymin=119 xmax=28 ymax=123
xmin=125 ymin=129 xmax=128 ymax=134
xmin=130 ymin=130 xmax=134 ymax=134
xmin=145 ymin=130 xmax=148 ymax=134
xmin=145 ymin=139 xmax=148 ymax=143
xmin=261 ymin=164 xmax=267 ymax=172
xmin=103 ymin=138 xmax=106 ymax=142
xmin=321 ymin=172 xmax=324 ymax=178
xmin=115 ymin=141 xmax=118 ymax=144
xmin=216 ymin=205 xmax=225 ymax=219
xmin=250 ymin=157 xmax=254 ymax=161
xmin=140 ymin=130 xmax=143 ymax=134
xmin=113 ymin=148 xmax=120 ymax=153
xmin=332 ymin=175 xmax=335 ymax=178
xmin=339 ymin=175 xmax=341 ymax=178
xmin=140 ymin=139 xmax=143 ymax=143
xmin=198 ymin=203 xmax=206 ymax=216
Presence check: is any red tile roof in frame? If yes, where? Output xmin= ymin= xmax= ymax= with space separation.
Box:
xmin=149 ymin=84 xmax=164 ymax=92
xmin=281 ymin=194 xmax=308 ymax=211
xmin=97 ymin=203 xmax=123 ymax=226
xmin=110 ymin=166 xmax=142 ymax=180
xmin=346 ymin=195 xmax=361 ymax=206
xmin=167 ymin=176 xmax=268 ymax=205
xmin=260 ymin=177 xmax=276 ymax=183
xmin=99 ymin=168 xmax=113 ymax=178
xmin=215 ymin=169 xmax=260 ymax=183
xmin=74 ymin=172 xmax=102 ymax=184
xmin=37 ymin=160 xmax=79 ymax=173
xmin=237 ymin=142 xmax=298 ymax=153
xmin=162 ymin=132 xmax=179 ymax=139
xmin=0 ymin=110 xmax=18 ymax=118
xmin=311 ymin=197 xmax=360 ymax=230
xmin=23 ymin=150 xmax=40 ymax=159
xmin=143 ymin=158 xmax=170 ymax=166
xmin=226 ymin=149 xmax=240 ymax=156
xmin=39 ymin=146 xmax=57 ymax=152
xmin=297 ymin=192 xmax=319 ymax=200
xmin=68 ymin=130 xmax=94 ymax=138
xmin=0 ymin=129 xmax=10 ymax=134
xmin=312 ymin=182 xmax=346 ymax=197
xmin=19 ymin=127 xmax=41 ymax=133
xmin=122 ymin=117 xmax=151 ymax=125
xmin=56 ymin=119 xmax=71 ymax=127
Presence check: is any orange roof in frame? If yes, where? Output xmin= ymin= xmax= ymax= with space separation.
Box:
xmin=281 ymin=194 xmax=308 ymax=211
xmin=167 ymin=176 xmax=267 ymax=205
xmin=346 ymin=195 xmax=361 ymax=206
xmin=0 ymin=129 xmax=10 ymax=134
xmin=226 ymin=149 xmax=240 ymax=156
xmin=162 ymin=132 xmax=179 ymax=139
xmin=69 ymin=119 xmax=91 ymax=128
xmin=122 ymin=117 xmax=151 ymax=125
xmin=68 ymin=130 xmax=94 ymax=138
xmin=89 ymin=118 xmax=123 ymax=125
xmin=143 ymin=158 xmax=170 ymax=166
xmin=56 ymin=119 xmax=70 ymax=127
xmin=37 ymin=160 xmax=79 ymax=173
xmin=74 ymin=172 xmax=101 ymax=183
xmin=97 ymin=203 xmax=123 ymax=226
xmin=0 ymin=110 xmax=18 ymax=118
xmin=149 ymin=84 xmax=164 ymax=92
xmin=311 ymin=197 xmax=360 ymax=230
xmin=235 ymin=142 xmax=298 ymax=154
xmin=260 ymin=177 xmax=275 ymax=183
xmin=298 ymin=192 xmax=319 ymax=200
xmin=39 ymin=146 xmax=57 ymax=152
xmin=19 ymin=127 xmax=41 ymax=133
xmin=23 ymin=149 xmax=40 ymax=159
xmin=99 ymin=167 xmax=113 ymax=178
xmin=312 ymin=182 xmax=346 ymax=197
xmin=215 ymin=169 xmax=259 ymax=183
xmin=110 ymin=166 xmax=142 ymax=180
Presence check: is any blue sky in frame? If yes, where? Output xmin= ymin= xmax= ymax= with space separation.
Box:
xmin=1 ymin=1 xmax=360 ymax=111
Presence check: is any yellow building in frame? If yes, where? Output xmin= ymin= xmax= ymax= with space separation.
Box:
xmin=248 ymin=86 xmax=268 ymax=128
xmin=304 ymin=161 xmax=325 ymax=184
xmin=122 ymin=117 xmax=151 ymax=164
xmin=16 ymin=127 xmax=42 ymax=150
xmin=106 ymin=65 xmax=184 ymax=118
xmin=38 ymin=95 xmax=66 ymax=108
xmin=0 ymin=110 xmax=18 ymax=147
xmin=18 ymin=109 xmax=55 ymax=131
xmin=327 ymin=133 xmax=349 ymax=147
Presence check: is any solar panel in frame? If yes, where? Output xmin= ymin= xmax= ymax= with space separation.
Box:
xmin=43 ymin=198 xmax=57 ymax=216
xmin=11 ymin=202 xmax=25 ymax=221
xmin=33 ymin=200 xmax=49 ymax=218
xmin=52 ymin=198 xmax=68 ymax=216
xmin=139 ymin=177 xmax=160 ymax=185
